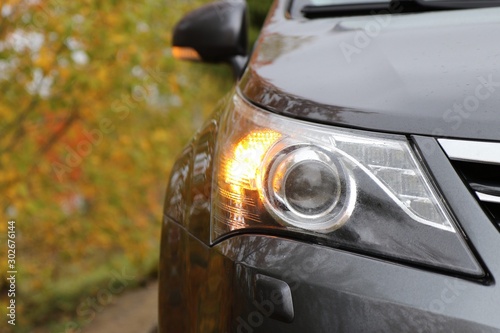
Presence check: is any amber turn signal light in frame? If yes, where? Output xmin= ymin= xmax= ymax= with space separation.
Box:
xmin=172 ymin=46 xmax=201 ymax=61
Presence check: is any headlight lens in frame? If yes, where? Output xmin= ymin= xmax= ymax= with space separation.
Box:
xmin=261 ymin=142 xmax=355 ymax=232
xmin=212 ymin=94 xmax=482 ymax=276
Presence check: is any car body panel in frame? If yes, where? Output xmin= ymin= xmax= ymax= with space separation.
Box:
xmin=240 ymin=0 xmax=500 ymax=141
xmin=160 ymin=219 xmax=500 ymax=332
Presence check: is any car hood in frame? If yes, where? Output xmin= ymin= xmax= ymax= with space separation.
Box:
xmin=239 ymin=1 xmax=500 ymax=141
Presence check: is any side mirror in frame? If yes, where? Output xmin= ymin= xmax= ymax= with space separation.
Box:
xmin=172 ymin=0 xmax=249 ymax=77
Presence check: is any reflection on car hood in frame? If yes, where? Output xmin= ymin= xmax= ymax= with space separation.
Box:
xmin=240 ymin=2 xmax=500 ymax=141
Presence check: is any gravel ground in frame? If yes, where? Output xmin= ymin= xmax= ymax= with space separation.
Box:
xmin=81 ymin=280 xmax=158 ymax=333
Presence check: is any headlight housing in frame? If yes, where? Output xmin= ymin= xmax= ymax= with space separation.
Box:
xmin=211 ymin=94 xmax=482 ymax=276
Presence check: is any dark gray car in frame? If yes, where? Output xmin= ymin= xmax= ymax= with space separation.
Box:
xmin=159 ymin=1 xmax=500 ymax=331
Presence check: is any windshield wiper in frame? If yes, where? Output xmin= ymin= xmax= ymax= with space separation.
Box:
xmin=302 ymin=0 xmax=500 ymax=18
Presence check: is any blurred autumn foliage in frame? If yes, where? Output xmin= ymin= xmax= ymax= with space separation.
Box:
xmin=0 ymin=0 xmax=251 ymax=331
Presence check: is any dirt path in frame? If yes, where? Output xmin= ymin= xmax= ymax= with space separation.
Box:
xmin=81 ymin=280 xmax=158 ymax=333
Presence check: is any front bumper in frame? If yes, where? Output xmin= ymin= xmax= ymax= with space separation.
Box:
xmin=159 ymin=218 xmax=500 ymax=333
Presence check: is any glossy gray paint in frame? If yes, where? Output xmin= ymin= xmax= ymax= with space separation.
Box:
xmin=160 ymin=218 xmax=500 ymax=332
xmin=240 ymin=0 xmax=500 ymax=141
xmin=413 ymin=136 xmax=500 ymax=281
xmin=159 ymin=1 xmax=500 ymax=332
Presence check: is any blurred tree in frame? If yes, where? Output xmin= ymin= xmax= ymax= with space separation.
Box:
xmin=0 ymin=0 xmax=234 ymax=331
xmin=0 ymin=0 xmax=273 ymax=330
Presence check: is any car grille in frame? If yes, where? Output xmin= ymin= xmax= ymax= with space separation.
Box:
xmin=439 ymin=139 xmax=500 ymax=229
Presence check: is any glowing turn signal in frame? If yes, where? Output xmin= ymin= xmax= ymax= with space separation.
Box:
xmin=172 ymin=46 xmax=201 ymax=61
xmin=224 ymin=130 xmax=281 ymax=192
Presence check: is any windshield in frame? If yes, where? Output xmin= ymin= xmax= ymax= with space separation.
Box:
xmin=310 ymin=0 xmax=386 ymax=4
xmin=309 ymin=0 xmax=487 ymax=4
xmin=293 ymin=0 xmax=500 ymax=18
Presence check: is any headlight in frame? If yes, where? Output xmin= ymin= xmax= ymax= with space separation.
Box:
xmin=212 ymin=94 xmax=482 ymax=276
